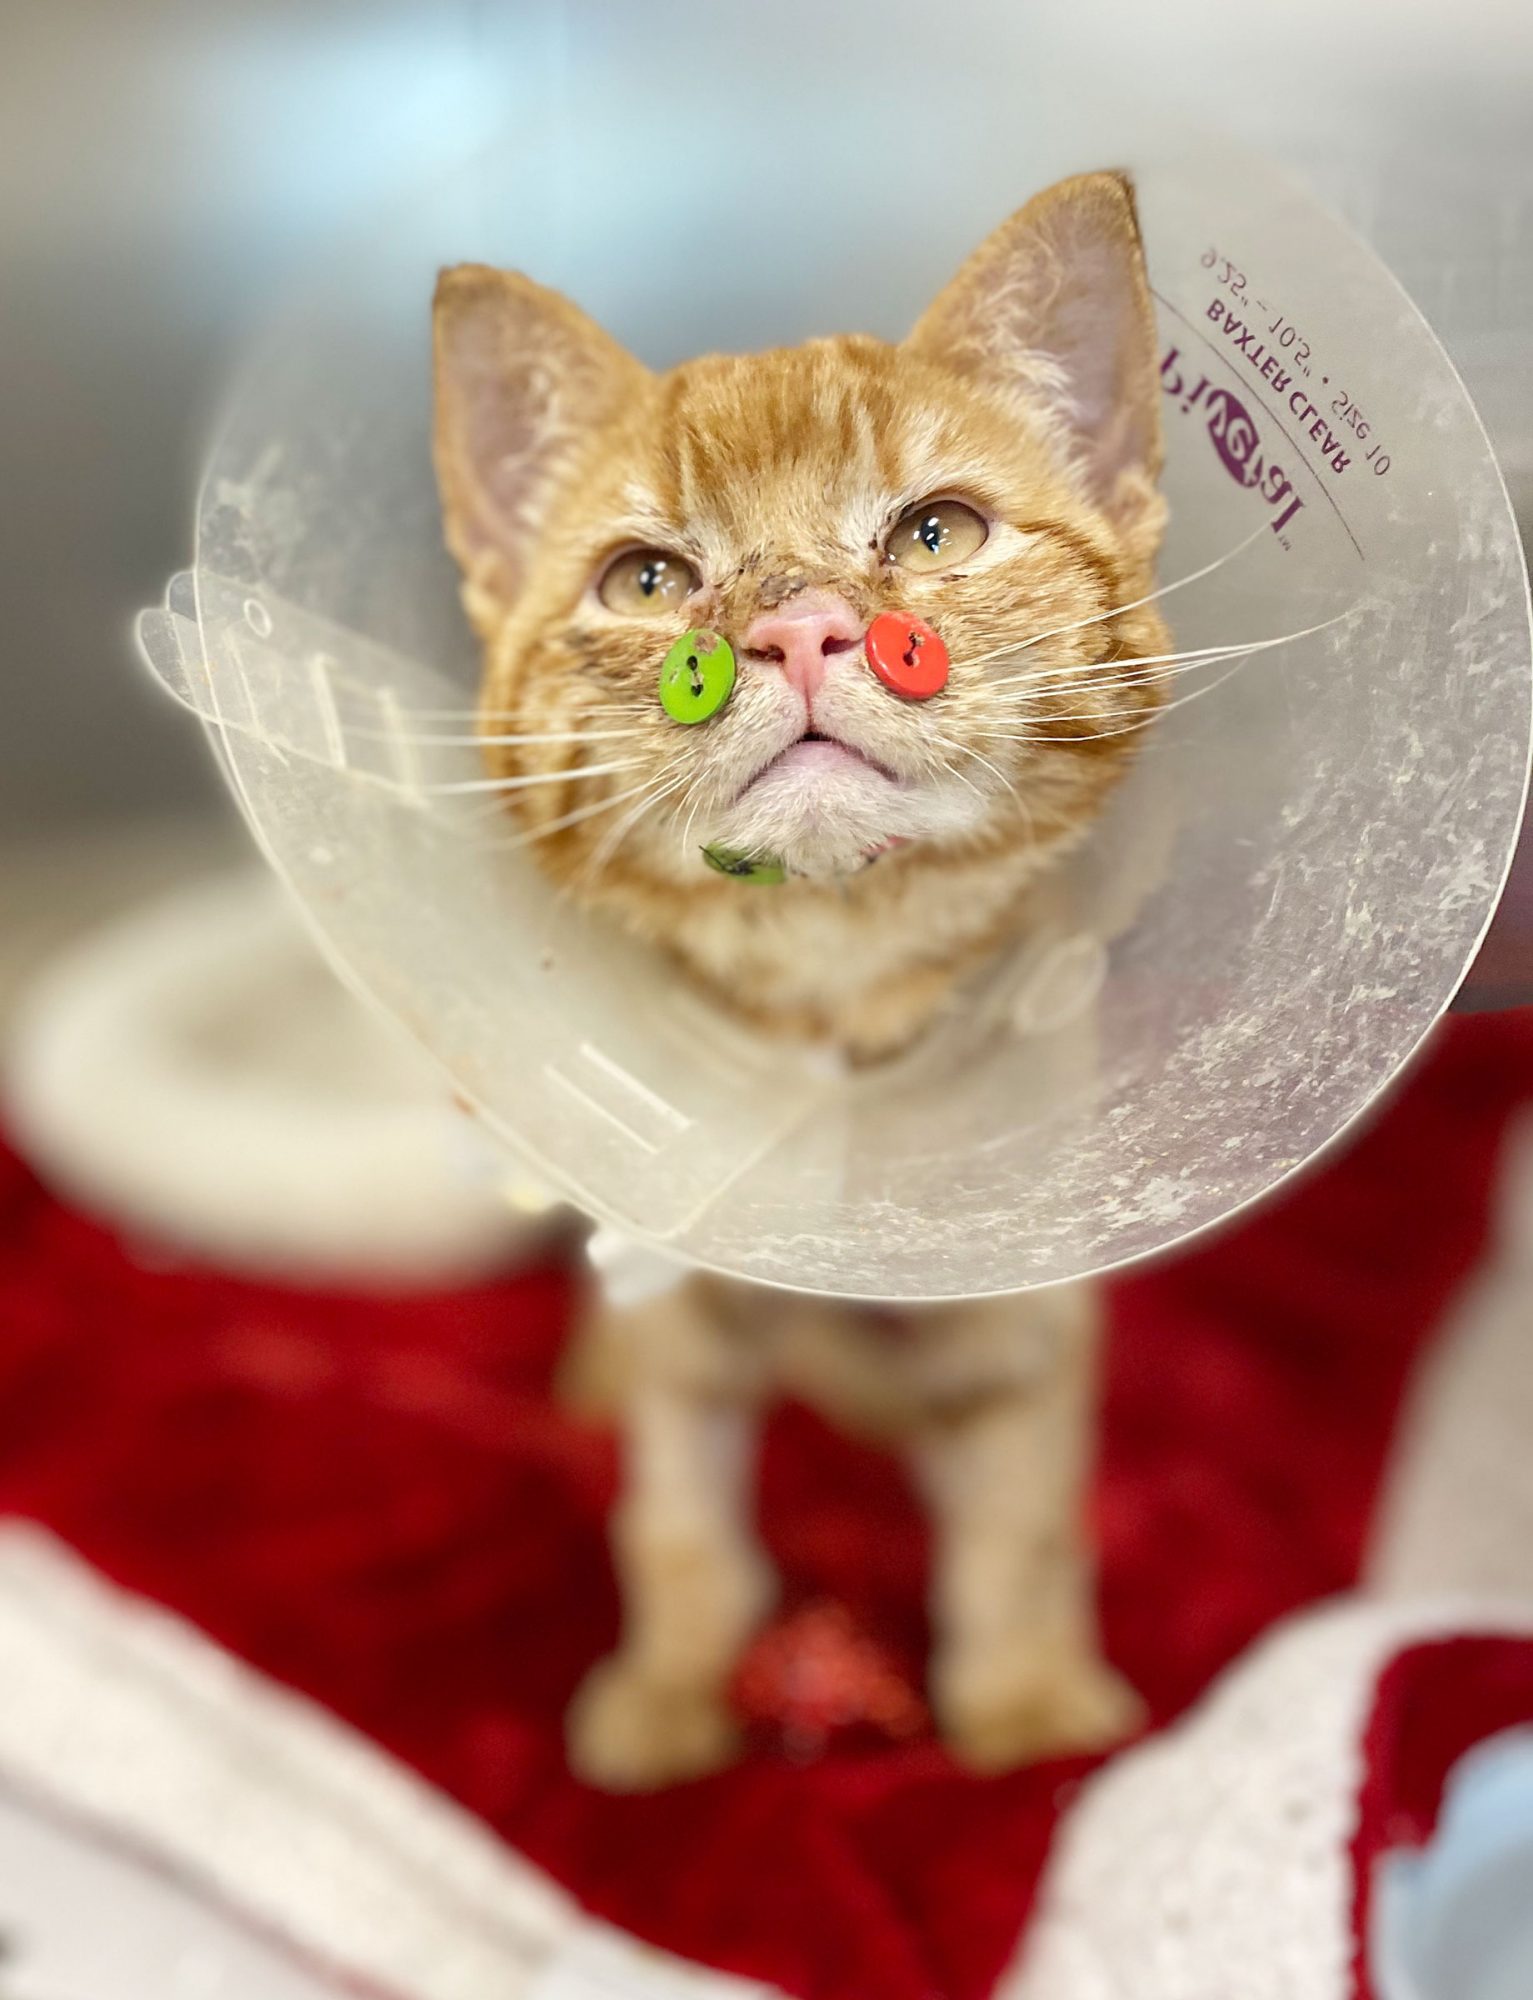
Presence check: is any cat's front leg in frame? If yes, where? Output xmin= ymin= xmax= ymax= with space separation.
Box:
xmin=909 ymin=1289 xmax=1143 ymax=1772
xmin=568 ymin=1288 xmax=775 ymax=1790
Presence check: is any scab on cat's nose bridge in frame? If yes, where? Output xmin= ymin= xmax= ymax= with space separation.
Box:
xmin=755 ymin=572 xmax=808 ymax=611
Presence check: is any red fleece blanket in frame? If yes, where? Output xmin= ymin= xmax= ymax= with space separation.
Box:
xmin=2 ymin=1012 xmax=1532 ymax=2000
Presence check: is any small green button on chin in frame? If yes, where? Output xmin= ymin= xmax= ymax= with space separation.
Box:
xmin=702 ymin=844 xmax=787 ymax=885
xmin=659 ymin=628 xmax=735 ymax=724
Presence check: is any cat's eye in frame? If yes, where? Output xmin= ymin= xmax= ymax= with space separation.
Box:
xmin=884 ymin=499 xmax=988 ymax=573
xmin=597 ymin=547 xmax=700 ymax=616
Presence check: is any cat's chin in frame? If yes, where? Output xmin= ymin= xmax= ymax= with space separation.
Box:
xmin=694 ymin=744 xmax=992 ymax=883
xmin=708 ymin=751 xmax=916 ymax=881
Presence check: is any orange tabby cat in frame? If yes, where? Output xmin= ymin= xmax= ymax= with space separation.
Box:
xmin=434 ymin=171 xmax=1169 ymax=1787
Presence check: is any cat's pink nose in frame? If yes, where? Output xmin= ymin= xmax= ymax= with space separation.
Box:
xmin=741 ymin=592 xmax=864 ymax=703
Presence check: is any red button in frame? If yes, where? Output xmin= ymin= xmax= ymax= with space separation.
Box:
xmin=866 ymin=612 xmax=949 ymax=700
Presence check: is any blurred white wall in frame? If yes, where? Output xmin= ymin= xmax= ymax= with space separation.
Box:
xmin=1 ymin=0 xmax=1528 ymax=842
xmin=0 ymin=0 xmax=541 ymax=839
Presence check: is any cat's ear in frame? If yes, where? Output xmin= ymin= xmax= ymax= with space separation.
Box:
xmin=908 ymin=171 xmax=1162 ymax=532
xmin=433 ymin=265 xmax=647 ymax=611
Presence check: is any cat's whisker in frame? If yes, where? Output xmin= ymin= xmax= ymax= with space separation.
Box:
xmin=445 ymin=776 xmax=668 ymax=853
xmin=979 ymin=606 xmax=1362 ymax=704
xmin=927 ymin=739 xmax=987 ymax=804
xmin=408 ymin=758 xmax=645 ymax=798
xmin=344 ymin=725 xmax=649 ymax=750
xmin=580 ymin=769 xmax=692 ymax=889
xmin=476 ymin=728 xmax=646 ymax=747
xmin=987 ymin=639 xmax=1244 ymax=692
xmin=958 ymin=520 xmax=1274 ymax=676
xmin=677 ymin=782 xmax=707 ymax=863
xmin=981 ymin=643 xmax=1260 ymax=713
xmin=950 ymin=738 xmax=1043 ymax=846
xmin=976 ymin=652 xmax=1265 ymax=747
xmin=438 ymin=775 xmax=643 ymax=829
xmin=932 ymin=733 xmax=1015 ymax=803
xmin=385 ymin=700 xmax=654 ymax=727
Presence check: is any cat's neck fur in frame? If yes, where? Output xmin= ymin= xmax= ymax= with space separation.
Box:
xmin=581 ymin=829 xmax=1075 ymax=1061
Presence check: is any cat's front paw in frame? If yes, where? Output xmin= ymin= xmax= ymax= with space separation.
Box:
xmin=935 ymin=1642 xmax=1144 ymax=1774
xmin=568 ymin=1652 xmax=741 ymax=1792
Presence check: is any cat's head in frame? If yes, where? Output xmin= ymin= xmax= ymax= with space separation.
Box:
xmin=433 ymin=170 xmax=1168 ymax=899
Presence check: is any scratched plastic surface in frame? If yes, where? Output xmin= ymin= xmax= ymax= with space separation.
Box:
xmin=137 ymin=131 xmax=1531 ymax=1299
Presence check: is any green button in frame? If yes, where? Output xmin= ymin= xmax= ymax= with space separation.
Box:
xmin=703 ymin=844 xmax=786 ymax=885
xmin=660 ymin=628 xmax=735 ymax=725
